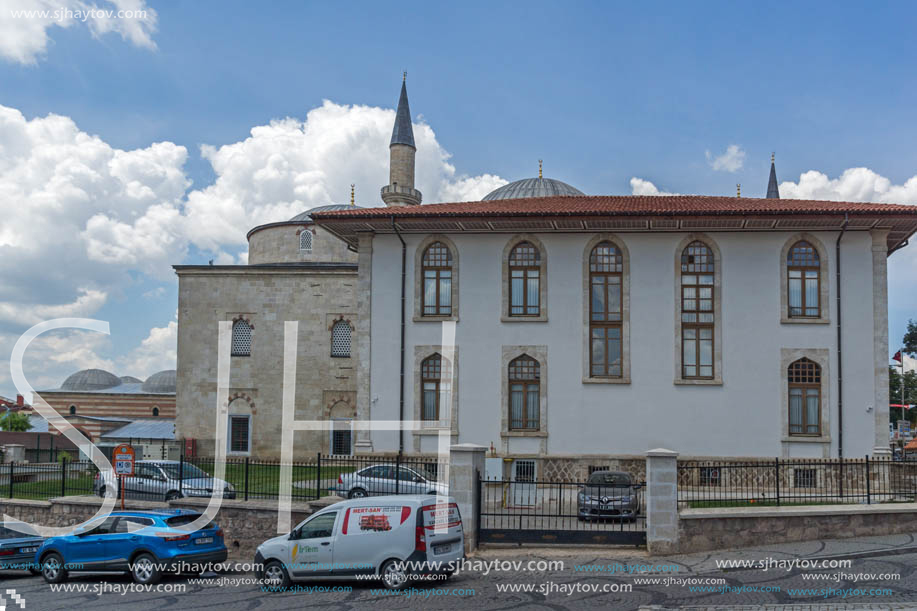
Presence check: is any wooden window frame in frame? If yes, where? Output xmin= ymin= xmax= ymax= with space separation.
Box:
xmin=788 ymin=358 xmax=822 ymax=436
xmin=508 ymin=242 xmax=541 ymax=317
xmin=421 ymin=354 xmax=442 ymax=422
xmin=680 ymin=241 xmax=715 ymax=380
xmin=589 ymin=241 xmax=624 ymax=378
xmin=508 ymin=355 xmax=540 ymax=431
xmin=787 ymin=241 xmax=821 ymax=319
xmin=421 ymin=242 xmax=453 ymax=317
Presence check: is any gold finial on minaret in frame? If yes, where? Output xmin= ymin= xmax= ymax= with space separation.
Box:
xmin=350 ymin=184 xmax=355 ymax=206
xmin=538 ymin=159 xmax=543 ymax=179
xmin=737 ymin=183 xmax=741 ymax=198
xmin=403 ymin=70 xmax=407 ymax=82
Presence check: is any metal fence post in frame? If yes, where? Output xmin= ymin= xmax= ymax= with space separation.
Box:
xmin=179 ymin=453 xmax=184 ymax=497
xmin=865 ymin=455 xmax=871 ymax=505
xmin=8 ymin=461 xmax=13 ymax=499
xmin=395 ymin=453 xmax=401 ymax=495
xmin=60 ymin=459 xmax=66 ymax=498
xmin=838 ymin=455 xmax=844 ymax=501
xmin=244 ymin=456 xmax=250 ymax=502
xmin=775 ymin=457 xmax=780 ymax=506
xmin=315 ymin=453 xmax=322 ymax=501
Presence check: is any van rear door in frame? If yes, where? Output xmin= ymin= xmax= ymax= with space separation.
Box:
xmin=421 ymin=501 xmax=462 ymax=558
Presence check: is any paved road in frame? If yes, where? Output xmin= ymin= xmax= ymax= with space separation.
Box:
xmin=6 ymin=534 xmax=917 ymax=610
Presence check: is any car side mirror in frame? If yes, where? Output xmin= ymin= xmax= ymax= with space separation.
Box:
xmin=288 ymin=529 xmax=299 ymax=540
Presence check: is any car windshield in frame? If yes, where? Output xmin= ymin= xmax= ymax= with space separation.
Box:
xmin=587 ymin=472 xmax=632 ymax=487
xmin=157 ymin=463 xmax=210 ymax=480
xmin=0 ymin=524 xmax=38 ymax=539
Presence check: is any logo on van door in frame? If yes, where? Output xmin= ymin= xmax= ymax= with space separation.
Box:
xmin=343 ymin=506 xmax=410 ymax=535
xmin=291 ymin=544 xmax=319 ymax=560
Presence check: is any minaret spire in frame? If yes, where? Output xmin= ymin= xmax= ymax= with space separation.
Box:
xmin=382 ymin=74 xmax=421 ymax=206
xmin=766 ymin=152 xmax=780 ymax=199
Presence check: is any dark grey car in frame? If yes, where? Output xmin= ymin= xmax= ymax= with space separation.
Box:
xmin=577 ymin=471 xmax=641 ymax=522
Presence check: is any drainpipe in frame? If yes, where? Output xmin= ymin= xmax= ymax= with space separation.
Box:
xmin=391 ymin=217 xmax=406 ymax=456
xmin=836 ymin=214 xmax=849 ymax=458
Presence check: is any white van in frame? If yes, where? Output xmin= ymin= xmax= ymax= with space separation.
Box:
xmin=255 ymin=494 xmax=464 ymax=591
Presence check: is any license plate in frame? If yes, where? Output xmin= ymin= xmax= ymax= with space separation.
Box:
xmin=19 ymin=547 xmax=37 ymax=554
xmin=196 ymin=537 xmax=213 ymax=545
xmin=433 ymin=544 xmax=451 ymax=554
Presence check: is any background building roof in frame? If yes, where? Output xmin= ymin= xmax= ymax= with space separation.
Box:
xmin=101 ymin=419 xmax=175 ymax=440
xmin=61 ymin=368 xmax=122 ymax=391
xmin=141 ymin=370 xmax=176 ymax=394
xmin=482 ymin=177 xmax=584 ymax=200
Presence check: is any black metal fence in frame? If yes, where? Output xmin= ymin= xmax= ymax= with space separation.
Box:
xmin=678 ymin=457 xmax=917 ymax=508
xmin=478 ymin=476 xmax=646 ymax=545
xmin=2 ymin=460 xmax=98 ymax=500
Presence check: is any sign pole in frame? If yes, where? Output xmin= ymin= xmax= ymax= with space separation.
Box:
xmin=120 ymin=474 xmax=124 ymax=510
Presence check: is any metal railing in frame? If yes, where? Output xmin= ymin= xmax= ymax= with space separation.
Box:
xmin=678 ymin=457 xmax=917 ymax=508
xmin=2 ymin=460 xmax=98 ymax=500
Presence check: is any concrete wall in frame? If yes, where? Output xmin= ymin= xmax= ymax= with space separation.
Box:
xmin=175 ymin=265 xmax=358 ymax=458
xmin=368 ymin=230 xmax=880 ymax=459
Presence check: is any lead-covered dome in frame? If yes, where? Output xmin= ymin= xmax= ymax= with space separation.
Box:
xmin=482 ymin=177 xmax=584 ymax=201
xmin=288 ymin=204 xmax=356 ymax=223
xmin=61 ymin=369 xmax=122 ymax=391
xmin=142 ymin=370 xmax=177 ymax=394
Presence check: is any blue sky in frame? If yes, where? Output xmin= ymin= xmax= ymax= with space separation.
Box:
xmin=0 ymin=0 xmax=915 ymax=398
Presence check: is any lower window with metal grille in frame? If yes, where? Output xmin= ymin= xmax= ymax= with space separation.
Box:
xmin=793 ymin=468 xmax=816 ymax=489
xmin=331 ymin=420 xmax=352 ymax=456
xmin=229 ymin=416 xmax=250 ymax=453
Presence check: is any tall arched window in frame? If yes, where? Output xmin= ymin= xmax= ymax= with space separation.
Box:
xmin=788 ymin=358 xmax=821 ymax=435
xmin=421 ymin=354 xmax=443 ymax=421
xmin=299 ymin=230 xmax=313 ymax=252
xmin=589 ymin=242 xmax=623 ymax=377
xmin=787 ymin=241 xmax=820 ymax=318
xmin=508 ymin=355 xmax=540 ymax=431
xmin=330 ymin=320 xmax=352 ymax=358
xmin=421 ymin=242 xmax=453 ymax=316
xmin=508 ymin=242 xmax=541 ymax=316
xmin=69 ymin=405 xmax=76 ymax=415
xmin=680 ymin=241 xmax=714 ymax=379
xmin=231 ymin=320 xmax=252 ymax=356
xmin=152 ymin=407 xmax=159 ymax=417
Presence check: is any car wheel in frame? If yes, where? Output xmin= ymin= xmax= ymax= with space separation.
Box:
xmin=380 ymin=558 xmax=409 ymax=590
xmin=131 ymin=553 xmax=161 ymax=585
xmin=165 ymin=491 xmax=182 ymax=502
xmin=41 ymin=553 xmax=68 ymax=584
xmin=348 ymin=488 xmax=368 ymax=499
xmin=261 ymin=560 xmax=291 ymax=592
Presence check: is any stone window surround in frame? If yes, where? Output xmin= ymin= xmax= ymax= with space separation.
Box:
xmin=227 ymin=395 xmax=255 ymax=456
xmin=780 ymin=348 xmax=831 ymax=453
xmin=411 ymin=346 xmax=459 ymax=449
xmin=780 ymin=233 xmax=831 ymax=325
xmin=500 ymin=345 xmax=548 ymax=443
xmin=582 ymin=233 xmax=631 ymax=384
xmin=296 ymin=225 xmax=315 ymax=253
xmin=673 ymin=234 xmax=723 ymax=386
xmin=501 ymin=234 xmax=548 ymax=323
xmin=413 ymin=234 xmax=460 ymax=323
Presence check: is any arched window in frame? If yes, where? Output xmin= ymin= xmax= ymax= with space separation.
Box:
xmin=231 ymin=320 xmax=252 ymax=356
xmin=299 ymin=230 xmax=313 ymax=252
xmin=69 ymin=405 xmax=76 ymax=415
xmin=421 ymin=242 xmax=452 ymax=316
xmin=421 ymin=354 xmax=443 ymax=421
xmin=680 ymin=241 xmax=715 ymax=379
xmin=152 ymin=407 xmax=159 ymax=417
xmin=788 ymin=358 xmax=821 ymax=435
xmin=508 ymin=355 xmax=540 ymax=430
xmin=331 ymin=320 xmax=352 ymax=358
xmin=589 ymin=242 xmax=623 ymax=377
xmin=508 ymin=242 xmax=541 ymax=316
xmin=787 ymin=241 xmax=820 ymax=318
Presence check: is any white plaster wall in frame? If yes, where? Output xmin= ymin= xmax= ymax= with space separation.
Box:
xmin=369 ymin=231 xmax=878 ymax=458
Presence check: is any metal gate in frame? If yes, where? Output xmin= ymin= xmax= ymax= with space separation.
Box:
xmin=477 ymin=471 xmax=646 ymax=545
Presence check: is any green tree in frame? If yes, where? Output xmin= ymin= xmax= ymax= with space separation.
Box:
xmin=890 ymin=367 xmax=917 ymax=423
xmin=904 ymin=319 xmax=917 ymax=355
xmin=0 ymin=411 xmax=32 ymax=432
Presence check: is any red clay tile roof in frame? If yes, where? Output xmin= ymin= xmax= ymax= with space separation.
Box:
xmin=309 ymin=194 xmax=917 ymax=219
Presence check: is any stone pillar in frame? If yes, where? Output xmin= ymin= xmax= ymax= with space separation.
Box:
xmin=354 ymin=233 xmax=375 ymax=454
xmin=449 ymin=443 xmax=486 ymax=552
xmin=646 ymin=448 xmax=678 ymax=555
xmin=871 ymin=230 xmax=891 ymax=456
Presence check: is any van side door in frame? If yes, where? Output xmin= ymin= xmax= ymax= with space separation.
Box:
xmin=288 ymin=511 xmax=338 ymax=578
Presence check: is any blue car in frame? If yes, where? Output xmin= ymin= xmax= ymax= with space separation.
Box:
xmin=37 ymin=510 xmax=227 ymax=584
xmin=0 ymin=521 xmax=44 ymax=574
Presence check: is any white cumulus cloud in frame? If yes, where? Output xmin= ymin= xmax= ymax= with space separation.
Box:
xmin=0 ymin=0 xmax=158 ymax=65
xmin=706 ymin=144 xmax=746 ymax=173
xmin=779 ymin=167 xmax=917 ymax=204
xmin=629 ymin=177 xmax=678 ymax=196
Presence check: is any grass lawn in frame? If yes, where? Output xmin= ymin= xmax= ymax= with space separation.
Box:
xmin=189 ymin=462 xmax=353 ymax=498
xmin=9 ymin=473 xmax=95 ymax=500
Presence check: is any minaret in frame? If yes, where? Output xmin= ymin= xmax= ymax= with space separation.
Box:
xmin=381 ymin=73 xmax=422 ymax=207
xmin=766 ymin=152 xmax=780 ymax=199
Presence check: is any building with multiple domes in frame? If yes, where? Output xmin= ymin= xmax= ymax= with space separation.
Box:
xmin=174 ymin=78 xmax=917 ymax=473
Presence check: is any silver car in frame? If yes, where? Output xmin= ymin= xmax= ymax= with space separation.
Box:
xmin=335 ymin=465 xmax=446 ymax=498
xmin=96 ymin=460 xmax=236 ymax=502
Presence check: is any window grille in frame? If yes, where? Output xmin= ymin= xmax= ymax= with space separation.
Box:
xmin=229 ymin=416 xmax=250 ymax=453
xmin=331 ymin=320 xmax=351 ymax=357
xmin=794 ymin=468 xmax=816 ymax=489
xmin=299 ymin=230 xmax=313 ymax=252
xmin=331 ymin=420 xmax=352 ymax=456
xmin=231 ymin=320 xmax=252 ymax=356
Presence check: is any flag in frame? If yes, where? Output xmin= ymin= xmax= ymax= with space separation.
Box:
xmin=894 ymin=350 xmax=903 ymax=363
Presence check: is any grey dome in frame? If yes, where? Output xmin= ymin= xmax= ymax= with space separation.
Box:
xmin=289 ymin=204 xmax=356 ymax=223
xmin=120 ymin=376 xmax=142 ymax=384
xmin=62 ymin=369 xmax=122 ymax=391
xmin=482 ymin=177 xmax=584 ymax=201
xmin=142 ymin=370 xmax=176 ymax=394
